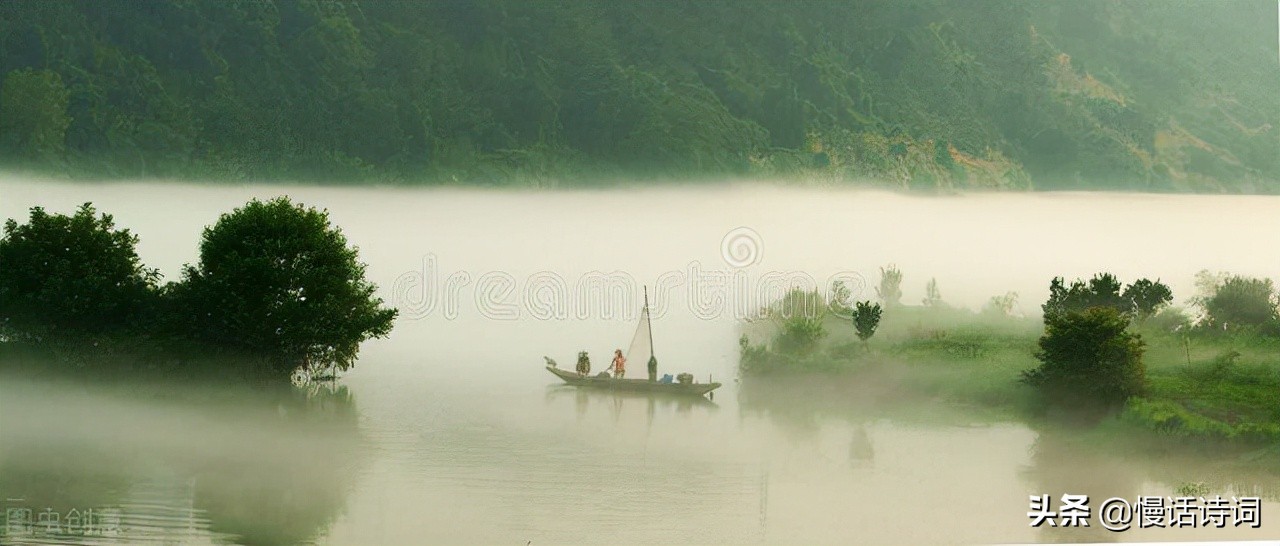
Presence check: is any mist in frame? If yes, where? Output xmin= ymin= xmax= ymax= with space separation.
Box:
xmin=3 ymin=174 xmax=1279 ymax=544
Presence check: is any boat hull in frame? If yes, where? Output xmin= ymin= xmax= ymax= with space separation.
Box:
xmin=545 ymin=366 xmax=721 ymax=397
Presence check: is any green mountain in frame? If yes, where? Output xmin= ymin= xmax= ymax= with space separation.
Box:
xmin=1 ymin=1 xmax=1276 ymax=191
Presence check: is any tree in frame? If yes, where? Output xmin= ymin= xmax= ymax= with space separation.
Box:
xmin=0 ymin=203 xmax=158 ymax=345
xmin=1200 ymin=275 xmax=1277 ymax=330
xmin=1042 ymin=273 xmax=1127 ymax=320
xmin=851 ymin=301 xmax=883 ymax=349
xmin=173 ymin=197 xmax=397 ymax=377
xmin=1022 ymin=306 xmax=1145 ymax=410
xmin=922 ymin=277 xmax=943 ymax=307
xmin=876 ymin=265 xmax=902 ymax=308
xmin=1122 ymin=278 xmax=1172 ymax=319
xmin=0 ymin=69 xmax=71 ymax=160
xmin=983 ymin=291 xmax=1019 ymax=317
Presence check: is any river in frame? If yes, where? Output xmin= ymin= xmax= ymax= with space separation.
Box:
xmin=1 ymin=176 xmax=1278 ymax=544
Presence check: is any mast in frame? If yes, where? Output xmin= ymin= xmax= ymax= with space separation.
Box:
xmin=645 ymin=285 xmax=655 ymax=357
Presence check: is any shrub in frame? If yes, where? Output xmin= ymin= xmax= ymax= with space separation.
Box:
xmin=1022 ymin=306 xmax=1146 ymax=410
xmin=852 ymin=301 xmax=883 ymax=348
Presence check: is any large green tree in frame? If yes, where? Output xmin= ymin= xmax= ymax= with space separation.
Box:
xmin=0 ymin=203 xmax=158 ymax=345
xmin=1200 ymin=275 xmax=1278 ymax=330
xmin=173 ymin=197 xmax=397 ymax=376
xmin=1023 ymin=306 xmax=1146 ymax=410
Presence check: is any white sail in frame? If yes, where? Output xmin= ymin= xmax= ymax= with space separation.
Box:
xmin=626 ymin=304 xmax=652 ymax=368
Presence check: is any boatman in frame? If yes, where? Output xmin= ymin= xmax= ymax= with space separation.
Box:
xmin=608 ymin=349 xmax=626 ymax=378
xmin=647 ymin=355 xmax=658 ymax=382
xmin=576 ymin=351 xmax=591 ymax=376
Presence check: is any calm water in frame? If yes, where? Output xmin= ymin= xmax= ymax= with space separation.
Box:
xmin=1 ymin=176 xmax=1279 ymax=544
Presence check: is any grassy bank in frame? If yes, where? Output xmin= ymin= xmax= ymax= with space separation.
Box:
xmin=739 ymin=304 xmax=1280 ymax=446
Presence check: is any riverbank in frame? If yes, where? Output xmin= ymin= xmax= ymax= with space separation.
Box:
xmin=738 ymin=304 xmax=1280 ymax=448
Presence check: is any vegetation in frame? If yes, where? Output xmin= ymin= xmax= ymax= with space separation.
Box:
xmin=922 ymin=278 xmax=943 ymax=308
xmin=0 ymin=1 xmax=1276 ymax=191
xmin=0 ymin=204 xmax=158 ymax=348
xmin=1199 ymin=275 xmax=1279 ymax=331
xmin=0 ymin=200 xmax=397 ymax=381
xmin=770 ymin=289 xmax=829 ymax=356
xmin=739 ymin=266 xmax=1280 ymax=448
xmin=1042 ymin=274 xmax=1172 ymax=321
xmin=172 ymin=198 xmax=398 ymax=376
xmin=1022 ymin=306 xmax=1146 ymax=411
xmin=852 ymin=301 xmax=884 ymax=349
xmin=876 ymin=265 xmax=903 ymax=308
xmin=983 ymin=292 xmax=1020 ymax=317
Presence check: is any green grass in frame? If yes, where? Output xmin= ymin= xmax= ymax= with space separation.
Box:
xmin=740 ymin=305 xmax=1280 ymax=447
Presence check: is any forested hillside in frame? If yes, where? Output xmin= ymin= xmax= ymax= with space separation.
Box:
xmin=1 ymin=1 xmax=1276 ymax=191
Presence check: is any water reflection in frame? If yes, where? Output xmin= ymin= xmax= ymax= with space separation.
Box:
xmin=0 ymin=377 xmax=364 ymax=545
xmin=543 ymin=385 xmax=718 ymax=421
xmin=848 ymin=424 xmax=874 ymax=466
xmin=1020 ymin=428 xmax=1139 ymax=543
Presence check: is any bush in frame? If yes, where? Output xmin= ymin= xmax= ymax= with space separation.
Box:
xmin=1022 ymin=306 xmax=1146 ymax=410
xmin=852 ymin=300 xmax=883 ymax=348
xmin=774 ymin=315 xmax=826 ymax=355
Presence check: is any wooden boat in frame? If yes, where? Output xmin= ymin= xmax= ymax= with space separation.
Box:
xmin=545 ymin=365 xmax=721 ymax=397
xmin=544 ymin=286 xmax=722 ymax=399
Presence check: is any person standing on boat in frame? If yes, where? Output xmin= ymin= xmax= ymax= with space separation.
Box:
xmin=576 ymin=351 xmax=591 ymax=376
xmin=647 ymin=355 xmax=658 ymax=382
xmin=608 ymin=349 xmax=626 ymax=378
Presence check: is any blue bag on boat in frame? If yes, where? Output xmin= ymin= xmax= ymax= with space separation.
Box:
xmin=659 ymin=374 xmax=674 ymax=384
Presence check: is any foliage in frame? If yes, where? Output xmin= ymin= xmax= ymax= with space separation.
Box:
xmin=171 ymin=197 xmax=398 ymax=376
xmin=770 ymin=287 xmax=827 ymax=320
xmin=1022 ymin=306 xmax=1146 ymax=410
xmin=1125 ymin=355 xmax=1280 ymax=443
xmin=983 ymin=291 xmax=1020 ymax=317
xmin=774 ymin=315 xmax=827 ymax=355
xmin=767 ymin=288 xmax=828 ymax=355
xmin=0 ymin=69 xmax=71 ymax=160
xmin=852 ymin=301 xmax=883 ymax=347
xmin=1042 ymin=273 xmax=1126 ymax=319
xmin=1144 ymin=305 xmax=1192 ymax=334
xmin=0 ymin=1 xmax=1275 ymax=190
xmin=876 ymin=265 xmax=903 ymax=308
xmin=0 ymin=204 xmax=158 ymax=346
xmin=1043 ymin=273 xmax=1174 ymax=321
xmin=922 ymin=277 xmax=944 ymax=308
xmin=1123 ymin=278 xmax=1173 ymax=319
xmin=1199 ymin=275 xmax=1278 ymax=330
xmin=829 ymin=279 xmax=854 ymax=316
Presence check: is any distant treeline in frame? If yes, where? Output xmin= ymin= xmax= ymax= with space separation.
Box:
xmin=1 ymin=1 xmax=1277 ymax=190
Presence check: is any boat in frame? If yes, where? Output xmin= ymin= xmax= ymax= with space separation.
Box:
xmin=544 ymin=286 xmax=722 ymax=398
